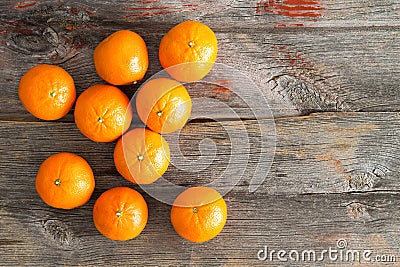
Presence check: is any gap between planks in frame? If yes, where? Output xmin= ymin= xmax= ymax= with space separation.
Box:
xmin=0 ymin=111 xmax=399 ymax=124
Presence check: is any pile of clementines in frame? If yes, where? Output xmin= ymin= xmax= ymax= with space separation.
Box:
xmin=18 ymin=21 xmax=227 ymax=243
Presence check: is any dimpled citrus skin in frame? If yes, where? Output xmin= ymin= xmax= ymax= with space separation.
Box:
xmin=93 ymin=187 xmax=148 ymax=241
xmin=114 ymin=128 xmax=170 ymax=184
xmin=94 ymin=30 xmax=148 ymax=85
xmin=170 ymin=187 xmax=227 ymax=243
xmin=18 ymin=64 xmax=76 ymax=120
xmin=159 ymin=20 xmax=218 ymax=82
xmin=74 ymin=84 xmax=132 ymax=143
xmin=135 ymin=78 xmax=192 ymax=134
xmin=35 ymin=152 xmax=95 ymax=209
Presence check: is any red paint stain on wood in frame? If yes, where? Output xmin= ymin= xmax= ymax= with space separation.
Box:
xmin=15 ymin=1 xmax=37 ymax=9
xmin=315 ymin=154 xmax=346 ymax=174
xmin=213 ymin=86 xmax=232 ymax=93
xmin=69 ymin=5 xmax=94 ymax=17
xmin=71 ymin=6 xmax=79 ymax=14
xmin=214 ymin=79 xmax=233 ymax=86
xmin=211 ymin=80 xmax=233 ymax=99
xmin=274 ymin=22 xmax=305 ymax=28
xmin=212 ymin=86 xmax=232 ymax=99
xmin=285 ymin=0 xmax=321 ymax=4
xmin=182 ymin=4 xmax=200 ymax=7
xmin=256 ymin=0 xmax=324 ymax=18
xmin=276 ymin=45 xmax=315 ymax=68
xmin=80 ymin=6 xmax=94 ymax=15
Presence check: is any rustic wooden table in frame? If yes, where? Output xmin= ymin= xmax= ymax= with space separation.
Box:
xmin=1 ymin=0 xmax=399 ymax=266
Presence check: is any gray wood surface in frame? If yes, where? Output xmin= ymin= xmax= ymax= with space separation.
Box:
xmin=1 ymin=0 xmax=399 ymax=266
xmin=1 ymin=113 xmax=399 ymax=266
xmin=1 ymin=1 xmax=400 ymax=118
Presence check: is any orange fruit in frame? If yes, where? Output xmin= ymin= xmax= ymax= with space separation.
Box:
xmin=18 ymin=64 xmax=76 ymax=120
xmin=114 ymin=128 xmax=170 ymax=184
xmin=36 ymin=152 xmax=95 ymax=209
xmin=94 ymin=30 xmax=148 ymax=85
xmin=135 ymin=78 xmax=192 ymax=134
xmin=170 ymin=186 xmax=227 ymax=243
xmin=93 ymin=187 xmax=148 ymax=241
xmin=74 ymin=84 xmax=132 ymax=142
xmin=159 ymin=20 xmax=218 ymax=82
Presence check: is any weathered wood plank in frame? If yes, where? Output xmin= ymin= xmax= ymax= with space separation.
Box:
xmin=1 ymin=1 xmax=399 ymax=120
xmin=1 ymin=0 xmax=400 ymax=27
xmin=0 ymin=113 xmax=399 ymax=197
xmin=1 ymin=112 xmax=400 ymax=265
xmin=1 ymin=1 xmax=400 ymax=265
xmin=1 ymin=191 xmax=400 ymax=266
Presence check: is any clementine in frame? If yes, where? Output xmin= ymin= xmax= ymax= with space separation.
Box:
xmin=93 ymin=187 xmax=148 ymax=241
xmin=114 ymin=128 xmax=170 ymax=184
xmin=170 ymin=186 xmax=227 ymax=243
xmin=74 ymin=84 xmax=132 ymax=142
xmin=94 ymin=30 xmax=148 ymax=85
xmin=135 ymin=78 xmax=192 ymax=134
xmin=159 ymin=20 xmax=218 ymax=82
xmin=18 ymin=64 xmax=76 ymax=120
xmin=36 ymin=152 xmax=95 ymax=209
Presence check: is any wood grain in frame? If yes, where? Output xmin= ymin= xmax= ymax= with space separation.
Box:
xmin=1 ymin=112 xmax=399 ymax=197
xmin=1 ymin=113 xmax=399 ymax=265
xmin=1 ymin=1 xmax=399 ymax=120
xmin=1 ymin=188 xmax=400 ymax=265
xmin=1 ymin=0 xmax=400 ymax=266
xmin=2 ymin=0 xmax=399 ymax=27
